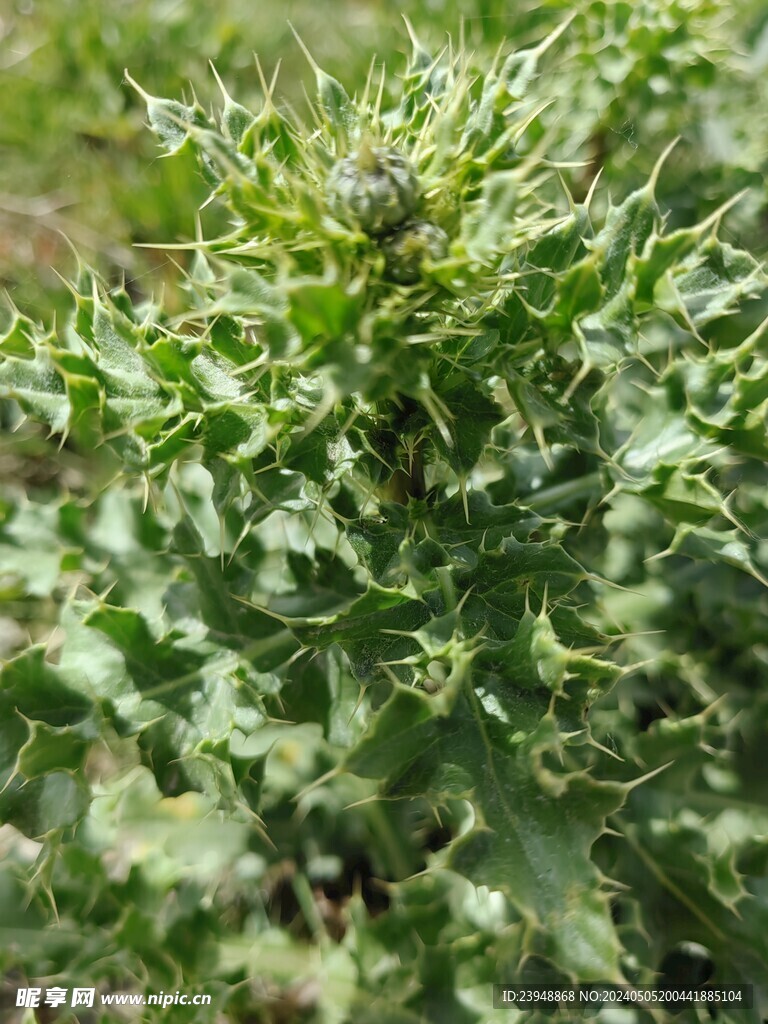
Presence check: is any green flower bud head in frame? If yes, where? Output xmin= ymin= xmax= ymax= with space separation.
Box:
xmin=382 ymin=219 xmax=449 ymax=283
xmin=326 ymin=141 xmax=419 ymax=235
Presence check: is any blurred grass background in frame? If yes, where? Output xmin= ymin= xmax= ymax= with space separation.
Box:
xmin=1 ymin=0 xmax=766 ymax=326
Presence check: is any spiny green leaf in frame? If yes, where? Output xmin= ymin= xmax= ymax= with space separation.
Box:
xmin=659 ymin=237 xmax=763 ymax=326
xmin=347 ymin=677 xmax=626 ymax=979
xmin=0 ymin=771 xmax=90 ymax=837
xmin=592 ymin=181 xmax=658 ymax=298
xmin=431 ymin=380 xmax=501 ymax=474
xmin=0 ymin=325 xmax=70 ymax=431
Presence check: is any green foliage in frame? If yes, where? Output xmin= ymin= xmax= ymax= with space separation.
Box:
xmin=3 ymin=0 xmax=767 ymax=323
xmin=2 ymin=21 xmax=768 ymax=1024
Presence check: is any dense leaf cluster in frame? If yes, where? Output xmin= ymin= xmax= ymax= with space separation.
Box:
xmin=1 ymin=24 xmax=767 ymax=1024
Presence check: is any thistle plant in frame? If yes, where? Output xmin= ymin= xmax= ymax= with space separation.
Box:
xmin=1 ymin=24 xmax=767 ymax=1022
